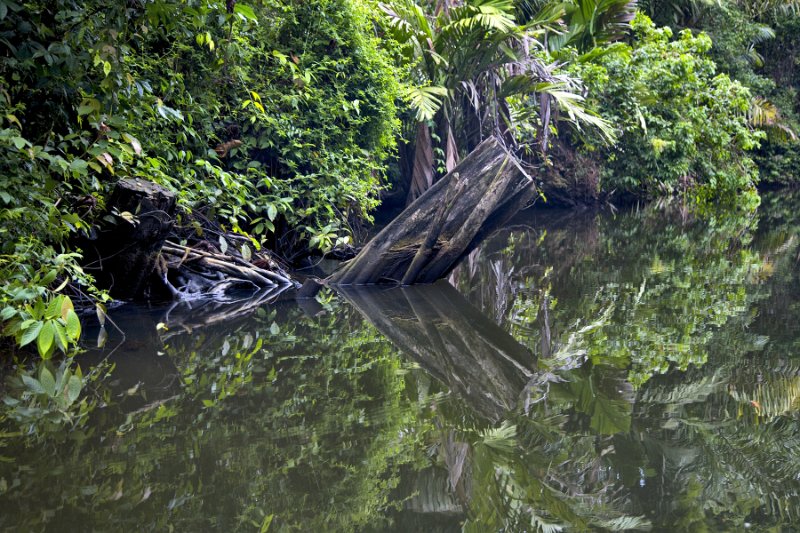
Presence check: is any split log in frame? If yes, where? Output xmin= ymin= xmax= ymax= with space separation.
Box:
xmin=337 ymin=282 xmax=536 ymax=422
xmin=329 ymin=137 xmax=536 ymax=285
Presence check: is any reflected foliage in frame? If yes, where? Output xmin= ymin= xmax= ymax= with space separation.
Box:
xmin=2 ymin=192 xmax=800 ymax=531
xmin=0 ymin=300 xmax=427 ymax=532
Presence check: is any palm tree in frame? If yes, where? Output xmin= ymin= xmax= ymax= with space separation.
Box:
xmin=382 ymin=0 xmax=613 ymax=203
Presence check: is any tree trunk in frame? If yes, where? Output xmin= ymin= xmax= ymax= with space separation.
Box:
xmin=329 ymin=137 xmax=536 ymax=285
xmin=406 ymin=121 xmax=435 ymax=205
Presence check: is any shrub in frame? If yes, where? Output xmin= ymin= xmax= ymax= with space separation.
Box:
xmin=571 ymin=14 xmax=763 ymax=204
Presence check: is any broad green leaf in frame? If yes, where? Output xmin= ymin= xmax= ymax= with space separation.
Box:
xmin=37 ymin=321 xmax=55 ymax=358
xmin=39 ymin=366 xmax=56 ymax=397
xmin=67 ymin=375 xmax=82 ymax=404
xmin=65 ymin=309 xmax=81 ymax=340
xmin=0 ymin=307 xmax=16 ymax=321
xmin=241 ymin=244 xmax=252 ymax=262
xmin=21 ymin=375 xmax=45 ymax=395
xmin=234 ymin=4 xmax=258 ymax=21
xmin=60 ymin=295 xmax=74 ymax=319
xmin=219 ymin=236 xmax=228 ymax=254
xmin=53 ymin=322 xmax=69 ymax=352
xmin=40 ymin=269 xmax=57 ymax=285
xmin=45 ymin=295 xmax=62 ymax=319
xmin=69 ymin=158 xmax=89 ymax=176
xmin=267 ymin=203 xmax=277 ymax=221
xmin=19 ymin=321 xmax=43 ymax=347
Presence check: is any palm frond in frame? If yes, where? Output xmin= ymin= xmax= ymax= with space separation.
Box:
xmin=480 ymin=420 xmax=517 ymax=452
xmin=406 ymin=85 xmax=449 ymax=121
xmin=749 ymin=96 xmax=798 ymax=141
xmin=443 ymin=0 xmax=519 ymax=36
xmin=546 ymin=86 xmax=618 ymax=143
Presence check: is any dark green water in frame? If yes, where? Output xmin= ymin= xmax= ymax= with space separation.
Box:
xmin=1 ymin=191 xmax=800 ymax=531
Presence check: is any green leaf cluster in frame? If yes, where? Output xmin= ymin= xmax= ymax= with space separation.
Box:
xmin=571 ymin=13 xmax=764 ymax=203
xmin=0 ymin=0 xmax=401 ymax=355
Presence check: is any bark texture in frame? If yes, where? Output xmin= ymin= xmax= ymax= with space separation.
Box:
xmin=329 ymin=137 xmax=535 ymax=285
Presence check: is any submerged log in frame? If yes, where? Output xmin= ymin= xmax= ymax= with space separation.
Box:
xmin=329 ymin=137 xmax=536 ymax=285
xmin=337 ymin=282 xmax=536 ymax=422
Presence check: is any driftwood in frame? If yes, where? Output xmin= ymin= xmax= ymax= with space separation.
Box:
xmin=337 ymin=281 xmax=536 ymax=422
xmin=158 ymin=241 xmax=296 ymax=301
xmin=329 ymin=137 xmax=536 ymax=285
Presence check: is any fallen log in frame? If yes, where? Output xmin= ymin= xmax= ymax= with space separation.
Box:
xmin=337 ymin=282 xmax=536 ymax=422
xmin=329 ymin=137 xmax=536 ymax=285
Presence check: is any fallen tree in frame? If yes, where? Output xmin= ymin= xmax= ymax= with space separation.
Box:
xmin=337 ymin=282 xmax=536 ymax=422
xmin=328 ymin=137 xmax=537 ymax=285
xmin=83 ymin=137 xmax=534 ymax=307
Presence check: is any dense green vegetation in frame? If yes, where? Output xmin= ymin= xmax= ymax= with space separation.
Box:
xmin=0 ymin=0 xmax=797 ymax=406
xmin=1 ymin=0 xmax=400 ymax=357
xmin=570 ymin=14 xmax=763 ymax=203
xmin=0 ymin=2 xmax=798 ymax=529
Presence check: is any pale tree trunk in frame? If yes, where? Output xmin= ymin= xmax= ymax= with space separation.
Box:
xmin=406 ymin=121 xmax=435 ymax=204
xmin=445 ymin=123 xmax=459 ymax=172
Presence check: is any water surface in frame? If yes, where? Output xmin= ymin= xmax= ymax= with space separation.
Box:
xmin=1 ymin=191 xmax=799 ymax=531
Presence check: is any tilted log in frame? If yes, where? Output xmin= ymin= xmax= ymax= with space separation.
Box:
xmin=328 ymin=137 xmax=536 ymax=285
xmin=337 ymin=282 xmax=536 ymax=422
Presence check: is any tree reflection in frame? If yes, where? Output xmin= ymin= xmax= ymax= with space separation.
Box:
xmin=2 ymin=193 xmax=800 ymax=531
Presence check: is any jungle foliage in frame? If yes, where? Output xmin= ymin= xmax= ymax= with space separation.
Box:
xmin=640 ymin=0 xmax=800 ymax=185
xmin=0 ymin=0 xmax=399 ymax=357
xmin=569 ymin=14 xmax=763 ymax=203
xmin=0 ymin=0 xmax=798 ymax=373
xmin=2 ymin=191 xmax=800 ymax=531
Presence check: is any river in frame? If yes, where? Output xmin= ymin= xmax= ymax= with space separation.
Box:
xmin=1 ymin=190 xmax=799 ymax=531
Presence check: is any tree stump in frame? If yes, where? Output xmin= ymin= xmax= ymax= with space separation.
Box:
xmin=328 ymin=137 xmax=536 ymax=285
xmin=84 ymin=178 xmax=176 ymax=300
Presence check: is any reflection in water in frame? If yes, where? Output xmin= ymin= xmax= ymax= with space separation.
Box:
xmin=338 ymin=283 xmax=536 ymax=423
xmin=1 ymin=192 xmax=800 ymax=531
